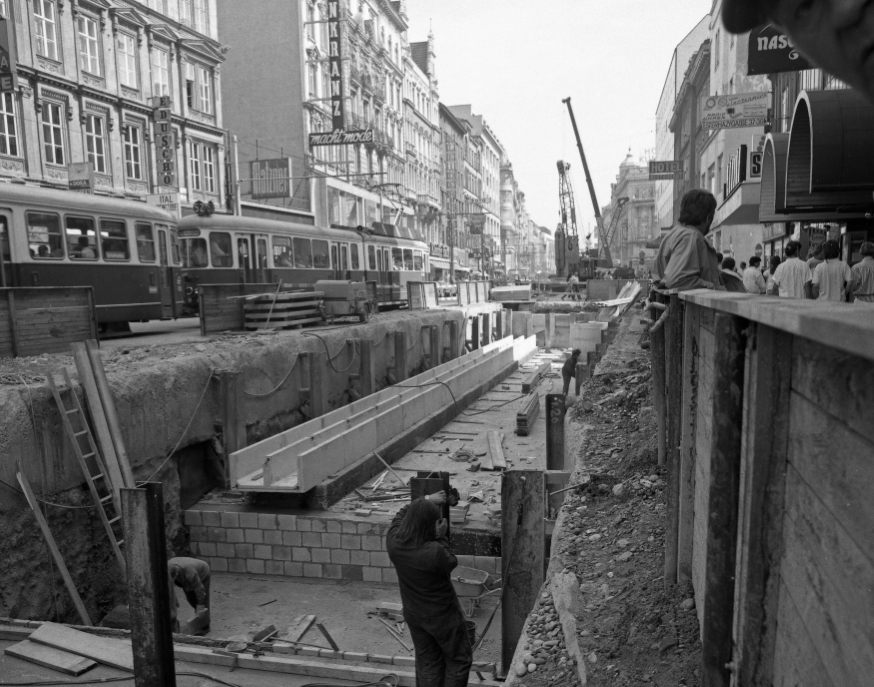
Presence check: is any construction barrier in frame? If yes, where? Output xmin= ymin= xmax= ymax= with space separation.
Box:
xmin=0 ymin=287 xmax=98 ymax=358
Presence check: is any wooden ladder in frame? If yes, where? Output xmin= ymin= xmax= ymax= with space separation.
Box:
xmin=47 ymin=368 xmax=127 ymax=578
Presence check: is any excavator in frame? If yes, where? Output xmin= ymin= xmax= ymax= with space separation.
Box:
xmin=555 ymin=97 xmax=629 ymax=278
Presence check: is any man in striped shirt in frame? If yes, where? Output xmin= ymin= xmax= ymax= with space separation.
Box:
xmin=811 ymin=240 xmax=852 ymax=302
xmin=851 ymin=242 xmax=874 ymax=305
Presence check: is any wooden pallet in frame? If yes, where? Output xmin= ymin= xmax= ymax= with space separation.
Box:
xmin=515 ymin=393 xmax=540 ymax=436
xmin=244 ymin=292 xmax=324 ymax=330
xmin=520 ymin=361 xmax=551 ymax=394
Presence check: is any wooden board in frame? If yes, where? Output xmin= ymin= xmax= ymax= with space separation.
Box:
xmin=287 ymin=614 xmax=317 ymax=642
xmin=486 ymin=431 xmax=506 ymax=470
xmin=4 ymin=639 xmax=97 ymax=676
xmin=29 ymin=622 xmax=134 ymax=672
xmin=520 ymin=361 xmax=550 ymax=393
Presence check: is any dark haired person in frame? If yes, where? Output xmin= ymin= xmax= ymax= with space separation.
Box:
xmin=811 ymin=239 xmax=852 ymax=301
xmin=764 ymin=254 xmax=782 ymax=295
xmin=770 ymin=241 xmax=811 ymax=299
xmin=562 ymin=348 xmax=582 ymax=396
xmin=168 ymin=557 xmax=210 ymax=635
xmin=807 ymin=243 xmax=824 ymax=272
xmin=743 ymin=256 xmax=767 ymax=294
xmin=652 ymin=189 xmax=723 ymax=291
xmin=387 ymin=494 xmax=471 ymax=686
xmin=850 ymin=241 xmax=874 ymax=305
xmin=720 ymin=257 xmax=747 ymax=293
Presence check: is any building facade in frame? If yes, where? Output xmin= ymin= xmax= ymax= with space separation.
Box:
xmin=437 ymin=101 xmax=469 ymax=278
xmin=604 ymin=152 xmax=657 ymax=268
xmin=0 ymin=0 xmax=226 ymax=212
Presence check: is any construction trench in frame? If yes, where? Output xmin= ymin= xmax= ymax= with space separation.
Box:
xmin=0 ymin=284 xmax=701 ymax=686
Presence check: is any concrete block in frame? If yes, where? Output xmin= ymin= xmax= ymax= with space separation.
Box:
xmin=327 ymin=520 xmax=343 ymax=533
xmin=229 ymin=559 xmax=246 ymax=574
xmin=319 ymin=649 xmax=342 ymax=660
xmin=310 ymin=518 xmax=327 ymax=533
xmin=258 ymin=513 xmax=278 ymax=530
xmin=198 ymin=542 xmax=216 ymax=557
xmin=381 ymin=568 xmax=398 ymax=584
xmin=311 ymin=548 xmax=331 ymax=564
xmin=457 ymin=555 xmax=475 ymax=569
xmin=200 ymin=511 xmax=221 ymax=527
xmin=292 ymin=547 xmax=312 ymax=562
xmin=188 ymin=526 xmax=207 ymax=542
xmin=341 ymin=521 xmax=358 ymax=534
xmin=474 ymin=556 xmax=497 ymax=574
xmin=220 ymin=512 xmax=239 ymax=528
xmin=277 ymin=514 xmax=297 ymax=530
xmin=323 ymin=564 xmax=342 ymax=580
xmin=226 ymin=529 xmax=244 ymax=543
xmin=284 ymin=562 xmax=303 ymax=577
xmin=244 ymin=529 xmax=264 ymax=544
xmin=321 ymin=533 xmax=341 ymax=549
xmin=303 ymin=563 xmax=323 ymax=578
xmin=370 ymin=551 xmax=390 ymax=568
xmin=247 ymin=559 xmax=265 ymax=574
xmin=217 ymin=543 xmax=235 ymax=558
xmin=370 ymin=654 xmax=393 ymax=664
xmin=263 ymin=530 xmax=283 ymax=546
xmin=265 ymin=560 xmax=284 ymax=576
xmin=362 ymin=535 xmax=382 ymax=551
xmin=350 ymin=550 xmax=370 ymax=566
xmin=207 ymin=528 xmax=227 ymax=543
xmin=357 ymin=522 xmax=378 ymax=535
xmin=331 ymin=549 xmax=350 ymax=565
xmin=210 ymin=557 xmax=228 ymax=573
xmin=239 ymin=512 xmax=259 ymax=529
xmin=296 ymin=518 xmax=313 ymax=532
xmin=363 ymin=567 xmax=382 ymax=582
xmin=273 ymin=546 xmax=292 ymax=561
xmin=183 ymin=511 xmax=202 ymax=526
xmin=234 ymin=544 xmax=254 ymax=559
xmin=344 ymin=651 xmax=369 ymax=662
xmin=393 ymin=655 xmax=416 ymax=666
xmin=283 ymin=531 xmax=302 ymax=547
xmin=254 ymin=545 xmax=272 ymax=560
xmin=341 ymin=534 xmax=361 ymax=550
xmin=302 ymin=532 xmax=321 ymax=548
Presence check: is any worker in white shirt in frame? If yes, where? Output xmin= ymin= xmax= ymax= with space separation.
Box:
xmin=742 ymin=256 xmax=766 ymax=294
xmin=769 ymin=241 xmax=812 ymax=299
xmin=811 ymin=240 xmax=852 ymax=302
xmin=850 ymin=242 xmax=874 ymax=305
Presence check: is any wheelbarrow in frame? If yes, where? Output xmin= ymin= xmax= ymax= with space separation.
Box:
xmin=451 ymin=566 xmax=502 ymax=618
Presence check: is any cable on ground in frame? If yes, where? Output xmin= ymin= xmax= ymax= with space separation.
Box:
xmin=392 ymin=380 xmax=460 ymax=414
xmin=0 ymin=670 xmax=401 ymax=687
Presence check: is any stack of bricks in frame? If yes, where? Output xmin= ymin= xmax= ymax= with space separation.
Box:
xmin=184 ymin=509 xmax=501 ymax=584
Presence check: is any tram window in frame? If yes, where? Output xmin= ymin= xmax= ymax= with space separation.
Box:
xmin=66 ymin=216 xmax=99 ymax=260
xmin=403 ymin=248 xmax=413 ymax=270
xmin=273 ymin=236 xmax=293 ymax=267
xmin=350 ymin=244 xmax=360 ymax=270
xmin=341 ymin=244 xmax=349 ymax=271
xmin=330 ymin=243 xmax=338 ymax=270
xmin=367 ymin=245 xmax=376 ymax=270
xmin=166 ymin=226 xmax=181 ymax=265
xmin=392 ymin=247 xmax=403 ymax=270
xmin=293 ymin=237 xmax=312 ymax=268
xmin=312 ymin=239 xmax=330 ymax=268
xmin=413 ymin=250 xmax=423 ymax=271
xmin=100 ymin=220 xmax=130 ymax=260
xmin=181 ymin=238 xmax=208 ymax=267
xmin=27 ymin=212 xmax=64 ymax=259
xmin=135 ymin=223 xmax=156 ymax=262
xmin=210 ymin=232 xmax=233 ymax=267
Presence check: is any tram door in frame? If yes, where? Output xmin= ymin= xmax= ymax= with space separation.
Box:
xmin=0 ymin=214 xmax=11 ymax=288
xmin=156 ymin=228 xmax=175 ymax=318
xmin=236 ymin=234 xmax=269 ymax=283
xmin=330 ymin=242 xmax=349 ymax=279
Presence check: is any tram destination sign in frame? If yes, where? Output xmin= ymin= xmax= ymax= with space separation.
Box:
xmin=648 ymin=160 xmax=684 ymax=180
xmin=308 ymin=129 xmax=374 ymax=147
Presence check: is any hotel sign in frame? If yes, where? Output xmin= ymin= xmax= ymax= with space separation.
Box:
xmin=308 ymin=129 xmax=374 ymax=147
xmin=327 ymin=0 xmax=345 ymax=130
xmin=701 ymin=92 xmax=770 ymax=130
xmin=648 ymin=160 xmax=684 ymax=180
xmin=748 ymin=25 xmax=813 ymax=75
xmin=251 ymin=158 xmax=291 ymax=199
xmin=152 ymin=96 xmax=176 ymax=188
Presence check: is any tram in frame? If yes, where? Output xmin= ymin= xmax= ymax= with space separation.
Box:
xmin=176 ymin=213 xmax=430 ymax=313
xmin=0 ymin=183 xmax=183 ymax=330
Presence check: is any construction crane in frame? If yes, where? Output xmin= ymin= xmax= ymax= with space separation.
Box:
xmin=555 ymin=160 xmax=580 ymax=278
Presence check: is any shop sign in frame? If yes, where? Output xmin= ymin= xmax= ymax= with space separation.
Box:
xmin=146 ymin=192 xmax=181 ymax=217
xmin=725 ymin=145 xmax=748 ymax=198
xmin=309 ymin=129 xmax=374 ymax=147
xmin=468 ymin=214 xmax=485 ymax=235
xmin=749 ymin=135 xmax=766 ymax=178
xmin=0 ymin=17 xmax=18 ymax=92
xmin=648 ymin=159 xmax=684 ymax=180
xmin=429 ymin=243 xmax=449 ymax=259
xmin=701 ymin=92 xmax=770 ymax=130
xmin=762 ymin=222 xmax=787 ymax=241
xmin=327 ymin=0 xmax=345 ymax=130
xmin=68 ymin=162 xmax=94 ymax=192
xmin=251 ymin=158 xmax=291 ymax=199
xmin=151 ymin=96 xmax=176 ymax=188
xmin=748 ymin=25 xmax=813 ymax=75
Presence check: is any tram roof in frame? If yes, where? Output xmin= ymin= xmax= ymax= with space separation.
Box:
xmin=0 ymin=182 xmax=176 ymax=221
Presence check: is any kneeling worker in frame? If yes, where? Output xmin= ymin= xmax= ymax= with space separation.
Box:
xmin=168 ymin=557 xmax=210 ymax=635
xmin=562 ymin=348 xmax=582 ymax=396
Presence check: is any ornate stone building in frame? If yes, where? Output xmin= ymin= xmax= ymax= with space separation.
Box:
xmin=605 ymin=151 xmax=657 ymax=267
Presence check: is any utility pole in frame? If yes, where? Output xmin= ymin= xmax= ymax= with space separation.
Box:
xmin=230 ymin=134 xmax=242 ymax=216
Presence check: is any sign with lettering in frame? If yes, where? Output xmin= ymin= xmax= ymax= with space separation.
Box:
xmin=468 ymin=214 xmax=485 ymax=236
xmin=748 ymin=25 xmax=813 ymax=75
xmin=648 ymin=159 xmax=684 ymax=180
xmin=68 ymin=162 xmax=94 ymax=192
xmin=701 ymin=92 xmax=770 ymax=130
xmin=725 ymin=145 xmax=748 ymax=198
xmin=250 ymin=158 xmax=291 ymax=199
xmin=327 ymin=0 xmax=345 ymax=130
xmin=308 ymin=129 xmax=374 ymax=147
xmin=0 ymin=18 xmax=17 ymax=91
xmin=152 ymin=96 xmax=176 ymax=188
xmin=146 ymin=192 xmax=181 ymax=217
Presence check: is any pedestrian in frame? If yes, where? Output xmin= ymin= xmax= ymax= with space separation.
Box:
xmin=720 ymin=257 xmax=746 ymax=293
xmin=562 ymin=348 xmax=582 ymax=396
xmin=652 ymin=189 xmax=723 ymax=291
xmin=743 ymin=256 xmax=767 ymax=294
xmin=740 ymin=261 xmax=747 ymax=271
xmin=764 ymin=254 xmax=782 ymax=295
xmin=850 ymin=241 xmax=874 ymax=305
xmin=811 ymin=239 xmax=852 ymax=301
xmin=770 ymin=241 xmax=812 ymax=299
xmin=722 ymin=0 xmax=874 ymax=103
xmin=716 ymin=252 xmax=724 ymax=269
xmin=807 ymin=244 xmax=824 ymax=272
xmin=386 ymin=494 xmax=472 ymax=687
xmin=168 ymin=557 xmax=211 ymax=635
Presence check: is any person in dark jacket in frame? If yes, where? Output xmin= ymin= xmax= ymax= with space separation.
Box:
xmin=387 ymin=494 xmax=472 ymax=687
xmin=168 ymin=557 xmax=210 ymax=635
xmin=562 ymin=348 xmax=582 ymax=396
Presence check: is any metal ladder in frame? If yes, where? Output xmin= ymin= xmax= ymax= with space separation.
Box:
xmin=47 ymin=368 xmax=126 ymax=577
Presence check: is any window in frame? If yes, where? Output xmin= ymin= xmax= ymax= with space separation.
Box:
xmin=209 ymin=232 xmax=232 ymax=267
xmin=367 ymin=244 xmax=376 ymax=270
xmin=84 ymin=114 xmax=106 ymax=173
xmin=413 ymin=250 xmax=423 ymax=271
xmin=293 ymin=237 xmax=312 ymax=267
xmin=180 ymin=236 xmax=207 ymax=267
xmin=350 ymin=243 xmax=360 ymax=270
xmin=0 ymin=92 xmax=18 ymax=156
xmin=117 ymin=33 xmax=138 ymax=88
xmin=714 ymin=30 xmax=720 ymax=67
xmin=185 ymin=62 xmax=195 ymax=108
xmin=77 ymin=14 xmax=101 ymax=75
xmin=179 ymin=0 xmax=191 ymax=27
xmin=273 ymin=236 xmax=293 ymax=267
xmin=27 ymin=211 xmax=64 ymax=258
xmin=308 ymin=63 xmax=317 ymax=98
xmin=66 ymin=216 xmax=98 ymax=260
xmin=135 ymin=223 xmax=155 ymax=262
xmin=193 ymin=0 xmax=208 ymax=34
xmin=312 ymin=239 xmax=329 ymax=268
xmin=197 ymin=66 xmax=212 ymax=114
xmin=100 ymin=219 xmax=129 ymax=260
xmin=34 ymin=0 xmax=58 ymax=61
xmin=403 ymin=248 xmax=413 ymax=270
xmin=392 ymin=247 xmax=403 ymax=269
xmin=151 ymin=48 xmax=170 ymax=96
xmin=42 ymin=102 xmax=65 ymax=165
xmin=189 ymin=141 xmax=216 ymax=193
xmin=306 ymin=2 xmax=315 ymax=40
xmin=781 ymin=85 xmax=791 ymax=132
xmin=123 ymin=124 xmax=142 ymax=179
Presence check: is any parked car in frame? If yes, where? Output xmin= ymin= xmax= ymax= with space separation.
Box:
xmin=438 ymin=281 xmax=457 ymax=298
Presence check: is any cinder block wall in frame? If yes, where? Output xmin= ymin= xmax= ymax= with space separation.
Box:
xmin=185 ymin=509 xmax=501 ymax=584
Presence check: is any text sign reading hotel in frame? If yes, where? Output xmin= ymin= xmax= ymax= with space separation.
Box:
xmin=308 ymin=129 xmax=374 ymax=146
xmin=648 ymin=160 xmax=684 ymax=180
xmin=152 ymin=96 xmax=176 ymax=188
xmin=327 ymin=0 xmax=345 ymax=130
xmin=250 ymin=158 xmax=291 ymax=199
xmin=700 ymin=92 xmax=770 ymax=130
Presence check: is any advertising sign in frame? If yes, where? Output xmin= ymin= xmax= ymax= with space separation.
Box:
xmin=648 ymin=159 xmax=684 ymax=180
xmin=308 ymin=129 xmax=374 ymax=147
xmin=250 ymin=158 xmax=291 ymax=199
xmin=152 ymin=96 xmax=176 ymax=188
xmin=468 ymin=214 xmax=485 ymax=236
xmin=327 ymin=0 xmax=345 ymax=131
xmin=0 ymin=17 xmax=17 ymax=92
xmin=146 ymin=192 xmax=181 ymax=217
xmin=68 ymin=162 xmax=94 ymax=192
xmin=725 ymin=145 xmax=748 ymax=198
xmin=748 ymin=25 xmax=813 ymax=75
xmin=701 ymin=92 xmax=770 ymax=130
xmin=749 ymin=135 xmax=766 ymax=178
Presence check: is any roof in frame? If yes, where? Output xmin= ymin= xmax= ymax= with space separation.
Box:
xmin=410 ymin=42 xmax=429 ymax=75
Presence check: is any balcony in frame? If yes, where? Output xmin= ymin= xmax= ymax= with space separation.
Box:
xmin=349 ymin=63 xmax=362 ymax=84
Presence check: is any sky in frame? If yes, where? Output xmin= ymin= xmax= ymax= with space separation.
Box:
xmin=406 ymin=0 xmax=711 ymax=235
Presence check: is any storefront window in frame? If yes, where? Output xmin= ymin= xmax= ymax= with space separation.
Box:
xmin=293 ymin=237 xmax=312 ymax=267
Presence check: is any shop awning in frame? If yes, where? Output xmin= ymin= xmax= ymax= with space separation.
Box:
xmin=430 ymin=257 xmax=450 ymax=269
xmin=713 ymin=181 xmax=761 ymax=227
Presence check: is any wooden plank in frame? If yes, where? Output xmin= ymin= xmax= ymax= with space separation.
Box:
xmin=650 ymin=299 xmax=667 ymax=467
xmin=29 ymin=623 xmax=132 ymax=671
xmin=677 ymin=303 xmax=700 ymax=584
xmin=17 ymin=473 xmax=92 ymax=626
xmin=4 ymin=639 xmax=97 ymax=676
xmin=486 ymin=431 xmax=506 ymax=470
xmin=731 ymin=325 xmax=792 ymax=687
xmin=220 ymin=370 xmax=245 ymax=490
xmin=664 ymin=295 xmax=684 ymax=584
xmin=521 ymin=361 xmax=550 ymax=393
xmin=700 ymin=313 xmax=745 ymax=687
xmin=287 ymin=614 xmax=316 ymax=642
xmin=772 ymin=582 xmax=835 ymax=687
xmin=7 ymin=290 xmax=19 ymax=356
xmin=501 ymin=469 xmax=545 ymax=671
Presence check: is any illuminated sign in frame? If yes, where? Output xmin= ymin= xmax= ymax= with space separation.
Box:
xmin=327 ymin=0 xmax=345 ymax=131
xmin=152 ymin=96 xmax=176 ymax=188
xmin=308 ymin=129 xmax=374 ymax=146
xmin=748 ymin=25 xmax=813 ymax=75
